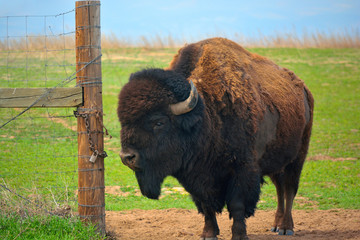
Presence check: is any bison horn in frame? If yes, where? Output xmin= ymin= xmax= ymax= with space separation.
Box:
xmin=170 ymin=80 xmax=199 ymax=115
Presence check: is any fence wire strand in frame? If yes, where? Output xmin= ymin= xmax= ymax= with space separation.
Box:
xmin=0 ymin=53 xmax=101 ymax=129
xmin=0 ymin=8 xmax=83 ymax=216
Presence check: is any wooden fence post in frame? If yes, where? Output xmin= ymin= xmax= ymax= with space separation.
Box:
xmin=75 ymin=0 xmax=105 ymax=234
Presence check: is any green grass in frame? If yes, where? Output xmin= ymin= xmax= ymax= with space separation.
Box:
xmin=0 ymin=214 xmax=104 ymax=240
xmin=0 ymin=107 xmax=78 ymax=210
xmin=0 ymin=47 xmax=359 ymax=238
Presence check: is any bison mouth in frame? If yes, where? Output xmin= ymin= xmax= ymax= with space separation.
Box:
xmin=120 ymin=149 xmax=165 ymax=199
xmin=135 ymin=171 xmax=162 ymax=199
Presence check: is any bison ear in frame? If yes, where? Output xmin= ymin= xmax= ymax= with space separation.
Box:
xmin=175 ymin=99 xmax=204 ymax=133
xmin=177 ymin=114 xmax=202 ymax=133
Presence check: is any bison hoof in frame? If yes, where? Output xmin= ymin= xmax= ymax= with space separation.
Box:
xmin=270 ymin=227 xmax=278 ymax=232
xmin=278 ymin=229 xmax=294 ymax=235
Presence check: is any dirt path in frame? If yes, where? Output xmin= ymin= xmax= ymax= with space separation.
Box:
xmin=106 ymin=209 xmax=360 ymax=240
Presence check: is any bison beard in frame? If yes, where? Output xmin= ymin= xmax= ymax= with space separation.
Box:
xmin=117 ymin=38 xmax=314 ymax=240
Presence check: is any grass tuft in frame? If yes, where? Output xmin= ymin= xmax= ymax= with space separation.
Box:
xmin=0 ymin=214 xmax=104 ymax=240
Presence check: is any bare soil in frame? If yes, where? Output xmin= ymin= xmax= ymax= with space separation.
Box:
xmin=106 ymin=209 xmax=360 ymax=240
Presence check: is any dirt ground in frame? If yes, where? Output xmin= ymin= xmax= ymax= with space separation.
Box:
xmin=106 ymin=209 xmax=360 ymax=240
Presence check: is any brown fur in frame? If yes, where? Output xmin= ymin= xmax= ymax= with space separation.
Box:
xmin=169 ymin=37 xmax=313 ymax=164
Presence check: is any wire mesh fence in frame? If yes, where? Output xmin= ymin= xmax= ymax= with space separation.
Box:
xmin=0 ymin=9 xmax=79 ymax=216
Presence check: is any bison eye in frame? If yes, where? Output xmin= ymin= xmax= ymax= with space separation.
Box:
xmin=150 ymin=115 xmax=169 ymax=132
xmin=153 ymin=121 xmax=164 ymax=130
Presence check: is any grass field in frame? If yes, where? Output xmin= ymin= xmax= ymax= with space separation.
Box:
xmin=1 ymin=46 xmax=359 ymax=238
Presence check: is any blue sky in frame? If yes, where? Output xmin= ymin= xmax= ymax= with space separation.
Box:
xmin=1 ymin=0 xmax=359 ymax=42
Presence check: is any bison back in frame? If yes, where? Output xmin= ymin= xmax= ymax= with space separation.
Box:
xmin=169 ymin=37 xmax=314 ymax=168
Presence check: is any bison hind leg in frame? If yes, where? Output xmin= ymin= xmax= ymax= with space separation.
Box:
xmin=270 ymin=116 xmax=311 ymax=235
xmin=269 ymin=154 xmax=306 ymax=235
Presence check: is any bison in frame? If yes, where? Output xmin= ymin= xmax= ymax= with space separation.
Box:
xmin=117 ymin=38 xmax=314 ymax=240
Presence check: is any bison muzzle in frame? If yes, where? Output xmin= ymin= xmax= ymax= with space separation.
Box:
xmin=117 ymin=38 xmax=314 ymax=240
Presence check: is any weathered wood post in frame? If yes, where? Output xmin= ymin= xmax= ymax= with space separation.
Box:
xmin=75 ymin=0 xmax=105 ymax=234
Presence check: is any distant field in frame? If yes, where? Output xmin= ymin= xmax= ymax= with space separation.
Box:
xmin=1 ymin=47 xmax=359 ymax=217
xmin=3 ymin=28 xmax=359 ymax=49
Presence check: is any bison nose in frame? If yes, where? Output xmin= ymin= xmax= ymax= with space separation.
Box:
xmin=119 ymin=149 xmax=140 ymax=171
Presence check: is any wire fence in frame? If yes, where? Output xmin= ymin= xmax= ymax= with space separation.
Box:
xmin=0 ymin=9 xmax=79 ymax=216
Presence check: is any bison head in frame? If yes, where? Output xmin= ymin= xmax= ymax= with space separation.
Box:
xmin=117 ymin=69 xmax=204 ymax=199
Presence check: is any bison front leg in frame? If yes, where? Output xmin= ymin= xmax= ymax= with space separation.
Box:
xmin=227 ymin=200 xmax=248 ymax=240
xmin=200 ymin=204 xmax=219 ymax=240
xmin=226 ymin=172 xmax=260 ymax=240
